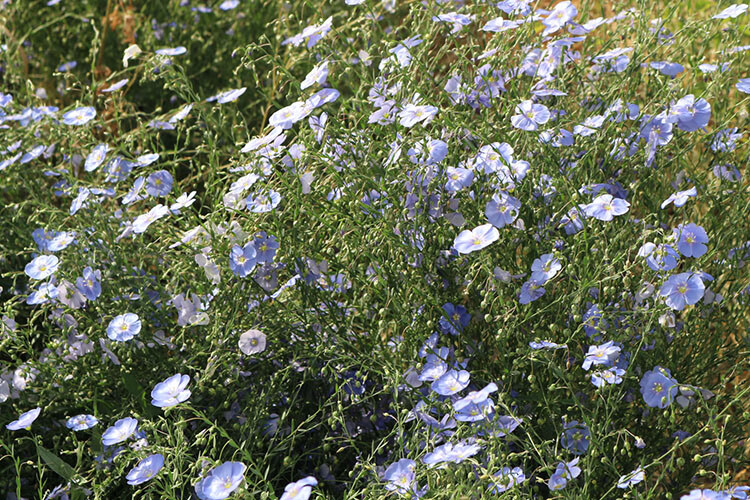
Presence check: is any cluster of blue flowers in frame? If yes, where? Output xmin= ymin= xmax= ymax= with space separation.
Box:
xmin=1 ymin=0 xmax=749 ymax=497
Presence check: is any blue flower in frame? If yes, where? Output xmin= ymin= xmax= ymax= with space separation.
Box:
xmin=519 ymin=279 xmax=545 ymax=304
xmin=561 ymin=420 xmax=590 ymax=455
xmin=453 ymin=224 xmax=499 ymax=254
xmin=640 ymin=366 xmax=678 ymax=408
xmin=6 ymin=407 xmax=41 ymax=430
xmin=229 ymin=244 xmax=257 ymax=278
xmin=126 ymin=454 xmax=165 ymax=485
xmin=214 ymin=87 xmax=247 ymax=104
xmin=24 ymin=254 xmax=59 ymax=280
xmin=439 ymin=302 xmax=470 ymax=335
xmin=76 ymin=267 xmax=102 ymax=301
xmin=27 ymin=283 xmax=59 ymax=305
xmin=398 ymin=103 xmax=437 ymax=128
xmin=453 ymin=382 xmax=498 ymax=411
xmin=146 ymin=170 xmax=173 ymax=197
xmin=530 ymin=253 xmax=561 ymax=283
xmin=480 ymin=414 xmax=522 ymax=438
xmin=219 ymin=0 xmax=240 ymax=10
xmin=713 ymin=3 xmax=748 ymax=19
xmin=238 ymin=329 xmax=267 ymax=355
xmin=673 ymin=223 xmax=708 ymax=258
xmin=638 ymin=243 xmax=680 ymax=271
xmin=66 ymin=414 xmax=98 ymax=431
xmin=661 ymin=186 xmax=697 ymax=209
xmin=85 ymin=143 xmax=109 ymax=172
xmin=408 ymin=138 xmax=448 ymax=166
xmin=617 ymin=467 xmax=645 ymax=489
xmin=101 ymin=417 xmax=138 ymax=446
xmin=155 ymin=46 xmax=187 ymax=56
xmin=432 ymin=369 xmax=470 ymax=396
xmin=591 ymin=367 xmax=625 ymax=387
xmin=301 ymin=61 xmax=329 ymax=90
xmin=383 ymin=459 xmax=416 ymax=494
xmin=246 ymin=190 xmax=282 ymax=213
xmin=489 ymin=466 xmax=526 ymax=494
xmin=511 ymin=100 xmax=550 ymax=131
xmin=582 ymin=341 xmax=621 ymax=371
xmin=280 ymin=476 xmax=318 ymax=500
xmin=253 ymin=232 xmax=279 ymax=264
xmin=194 ymin=461 xmax=246 ymax=500
xmin=132 ymin=204 xmax=170 ymax=234
xmin=107 ymin=313 xmax=142 ymax=342
xmin=583 ymin=194 xmax=630 ymax=221
xmin=669 ymin=94 xmax=711 ymax=132
xmin=101 ymin=78 xmax=129 ymax=92
xmin=62 ymin=106 xmax=96 ymax=126
xmin=659 ymin=272 xmax=705 ymax=310
xmin=455 ymin=399 xmax=495 ymax=422
xmin=151 ymin=374 xmax=191 ymax=408
xmin=548 ymin=457 xmax=581 ymax=491
xmin=680 ymin=489 xmax=730 ymax=500
xmin=423 ymin=441 xmax=481 ymax=467
xmin=48 ymin=231 xmax=75 ymax=252
xmin=485 ymin=191 xmax=520 ymax=228
xmin=529 ymin=340 xmax=566 ymax=350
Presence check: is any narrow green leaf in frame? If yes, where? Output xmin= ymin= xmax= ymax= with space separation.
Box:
xmin=36 ymin=444 xmax=75 ymax=482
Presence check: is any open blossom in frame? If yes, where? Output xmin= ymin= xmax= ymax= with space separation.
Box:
xmin=432 ymin=12 xmax=475 ymax=34
xmin=269 ymin=101 xmax=309 ymax=129
xmin=383 ymin=459 xmax=417 ymax=495
xmin=101 ymin=417 xmax=138 ymax=446
xmin=133 ymin=204 xmax=170 ymax=233
xmin=584 ymin=194 xmax=630 ymax=221
xmin=127 ymin=454 xmax=165 ymax=485
xmin=485 ymin=191 xmax=520 ymax=228
xmin=712 ymin=3 xmax=748 ymax=19
xmin=432 ymin=369 xmax=470 ymax=396
xmin=301 ymin=61 xmax=329 ymax=90
xmin=66 ymin=414 xmax=98 ymax=431
xmin=280 ymin=476 xmax=317 ymax=500
xmin=239 ymin=329 xmax=267 ymax=355
xmin=489 ymin=467 xmax=526 ymax=493
xmin=668 ymin=94 xmax=711 ymax=132
xmin=146 ymin=170 xmax=173 ymax=197
xmin=672 ymin=223 xmax=708 ymax=258
xmin=85 ymin=143 xmax=109 ymax=171
xmin=6 ymin=408 xmax=41 ymax=431
xmin=453 ymin=224 xmax=499 ymax=254
xmin=25 ymin=255 xmax=59 ymax=280
xmin=107 ymin=313 xmax=142 ymax=342
xmin=194 ymin=461 xmax=246 ymax=500
xmin=661 ymin=186 xmax=697 ymax=208
xmin=151 ymin=374 xmax=191 ymax=408
xmin=62 ymin=106 xmax=96 ymax=125
xmin=519 ymin=279 xmax=545 ymax=304
xmin=511 ymin=100 xmax=550 ymax=131
xmin=582 ymin=341 xmax=621 ymax=371
xmin=638 ymin=243 xmax=680 ymax=271
xmin=398 ymin=103 xmax=438 ymax=127
xmin=617 ymin=467 xmax=645 ymax=489
xmin=542 ymin=0 xmax=578 ymax=34
xmin=660 ymin=272 xmax=705 ymax=310
xmin=548 ymin=458 xmax=582 ymax=491
xmin=640 ymin=366 xmax=678 ymax=408
xmin=530 ymin=253 xmax=561 ymax=283
xmin=229 ymin=243 xmax=257 ymax=277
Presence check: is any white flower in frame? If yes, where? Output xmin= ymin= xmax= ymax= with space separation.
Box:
xmin=123 ymin=44 xmax=142 ymax=68
xmin=239 ymin=329 xmax=267 ymax=355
